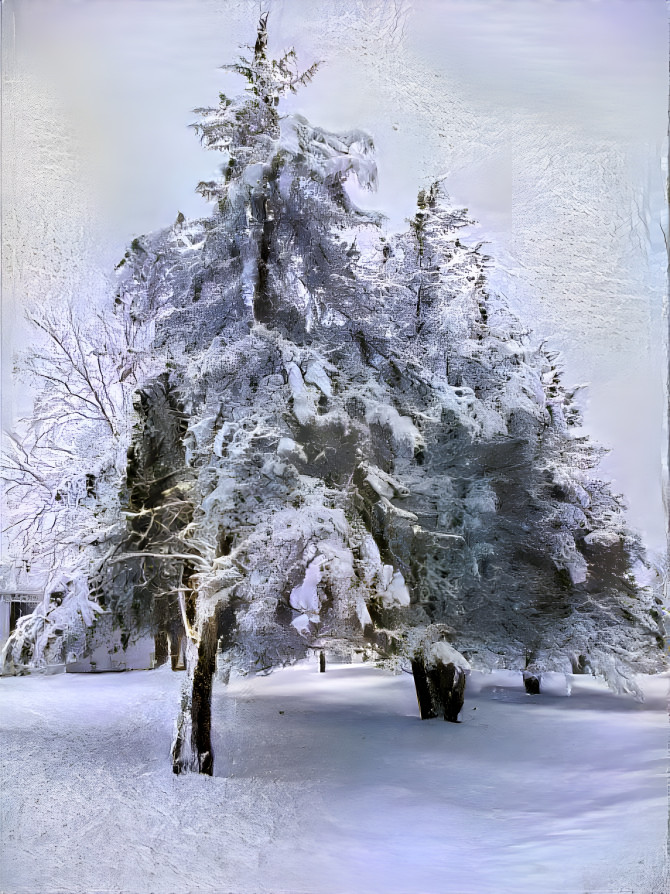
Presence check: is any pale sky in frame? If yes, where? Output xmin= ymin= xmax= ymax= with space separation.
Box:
xmin=2 ymin=0 xmax=667 ymax=554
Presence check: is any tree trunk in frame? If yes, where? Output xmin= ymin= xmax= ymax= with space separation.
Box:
xmin=172 ymin=615 xmax=218 ymax=775
xmin=412 ymin=657 xmax=467 ymax=722
xmin=154 ymin=631 xmax=168 ymax=667
xmin=169 ymin=629 xmax=185 ymax=671
xmin=570 ymin=653 xmax=591 ymax=675
xmin=433 ymin=661 xmax=467 ymax=722
xmin=319 ymin=651 xmax=326 ymax=673
xmin=411 ymin=659 xmax=438 ymax=719
xmin=523 ymin=671 xmax=541 ymax=695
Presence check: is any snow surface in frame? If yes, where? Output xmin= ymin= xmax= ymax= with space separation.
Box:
xmin=1 ymin=663 xmax=667 ymax=894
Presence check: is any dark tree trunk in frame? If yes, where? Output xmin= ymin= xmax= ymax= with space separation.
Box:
xmin=433 ymin=661 xmax=467 ymax=722
xmin=412 ymin=657 xmax=467 ymax=722
xmin=172 ymin=615 xmax=218 ymax=775
xmin=154 ymin=631 xmax=168 ymax=667
xmin=190 ymin=617 xmax=218 ymax=775
xmin=119 ymin=375 xmax=194 ymax=642
xmin=172 ymin=603 xmax=237 ymax=775
xmin=571 ymin=653 xmax=591 ymax=675
xmin=523 ymin=672 xmax=541 ymax=695
xmin=154 ymin=620 xmax=186 ymax=669
xmin=319 ymin=651 xmax=326 ymax=673
xmin=411 ymin=659 xmax=438 ymax=719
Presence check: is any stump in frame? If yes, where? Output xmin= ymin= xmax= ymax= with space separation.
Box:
xmin=433 ymin=661 xmax=467 ymax=722
xmin=412 ymin=656 xmax=467 ymax=722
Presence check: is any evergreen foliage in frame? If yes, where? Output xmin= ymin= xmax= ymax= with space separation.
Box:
xmin=2 ymin=16 xmax=665 ymax=770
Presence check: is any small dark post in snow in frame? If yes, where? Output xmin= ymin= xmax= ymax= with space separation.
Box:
xmin=523 ymin=672 xmax=541 ymax=695
xmin=319 ymin=651 xmax=326 ymax=673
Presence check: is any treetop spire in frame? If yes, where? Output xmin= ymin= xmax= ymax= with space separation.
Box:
xmin=220 ymin=12 xmax=321 ymax=107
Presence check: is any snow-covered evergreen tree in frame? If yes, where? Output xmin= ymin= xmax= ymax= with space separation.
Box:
xmin=103 ymin=15 xmax=391 ymax=772
xmin=3 ymin=15 xmax=665 ymax=771
xmin=102 ymin=17 xmax=664 ymax=773
xmin=355 ymin=185 xmax=667 ymax=699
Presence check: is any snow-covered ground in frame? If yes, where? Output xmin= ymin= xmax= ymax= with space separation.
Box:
xmin=1 ymin=662 xmax=667 ymax=894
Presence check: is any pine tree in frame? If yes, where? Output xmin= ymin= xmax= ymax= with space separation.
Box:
xmin=6 ymin=15 xmax=664 ymax=772
xmin=110 ymin=16 xmax=665 ymax=772
xmin=106 ymin=15 xmax=387 ymax=773
xmin=356 ymin=185 xmax=667 ymax=704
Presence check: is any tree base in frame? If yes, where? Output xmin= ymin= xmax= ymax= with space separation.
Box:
xmin=412 ymin=657 xmax=467 ymax=722
xmin=523 ymin=672 xmax=541 ymax=695
xmin=170 ymin=615 xmax=218 ymax=775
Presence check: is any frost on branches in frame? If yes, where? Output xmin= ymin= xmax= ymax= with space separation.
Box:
xmin=1 ymin=270 xmax=160 ymax=671
xmin=3 ymin=15 xmax=665 ymax=772
xmin=1 ymin=571 xmax=104 ymax=673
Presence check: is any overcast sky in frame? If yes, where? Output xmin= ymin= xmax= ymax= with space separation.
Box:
xmin=2 ymin=0 xmax=667 ymax=554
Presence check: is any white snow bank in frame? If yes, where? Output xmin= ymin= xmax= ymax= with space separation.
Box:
xmin=286 ymin=361 xmax=316 ymax=425
xmin=303 ymin=360 xmax=332 ymax=397
xmin=362 ymin=462 xmax=409 ymax=499
xmin=277 ymin=436 xmax=308 ymax=462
